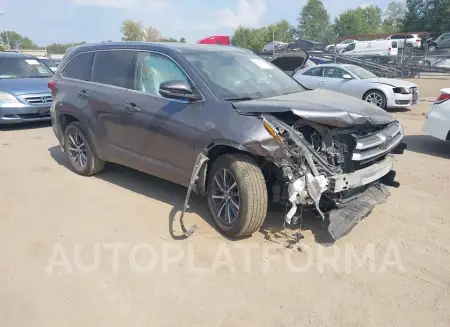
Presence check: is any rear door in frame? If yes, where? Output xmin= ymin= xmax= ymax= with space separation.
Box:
xmin=438 ymin=33 xmax=450 ymax=49
xmin=87 ymin=50 xmax=135 ymax=166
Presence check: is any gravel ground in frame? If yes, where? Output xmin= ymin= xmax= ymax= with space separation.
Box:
xmin=0 ymin=83 xmax=449 ymax=326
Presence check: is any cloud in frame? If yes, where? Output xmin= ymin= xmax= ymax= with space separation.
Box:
xmin=197 ymin=0 xmax=267 ymax=30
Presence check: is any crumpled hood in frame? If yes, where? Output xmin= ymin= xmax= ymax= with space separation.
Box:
xmin=0 ymin=78 xmax=51 ymax=95
xmin=233 ymin=89 xmax=394 ymax=128
xmin=364 ymin=78 xmax=417 ymax=88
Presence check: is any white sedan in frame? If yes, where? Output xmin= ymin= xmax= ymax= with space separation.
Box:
xmin=424 ymin=88 xmax=450 ymax=141
xmin=293 ymin=64 xmax=419 ymax=109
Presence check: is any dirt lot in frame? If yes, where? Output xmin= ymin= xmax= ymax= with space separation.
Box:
xmin=1 ymin=79 xmax=449 ymax=327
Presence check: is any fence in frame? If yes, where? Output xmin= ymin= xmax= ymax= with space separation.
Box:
xmin=258 ymin=47 xmax=450 ymax=80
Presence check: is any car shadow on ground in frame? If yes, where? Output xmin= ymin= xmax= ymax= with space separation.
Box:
xmin=48 ymin=145 xmax=335 ymax=245
xmin=386 ymin=107 xmax=411 ymax=113
xmin=0 ymin=121 xmax=51 ymax=131
xmin=403 ymin=135 xmax=450 ymax=158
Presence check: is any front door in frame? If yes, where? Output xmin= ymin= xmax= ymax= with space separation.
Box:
xmin=124 ymin=51 xmax=203 ymax=186
xmin=321 ymin=67 xmax=348 ymax=90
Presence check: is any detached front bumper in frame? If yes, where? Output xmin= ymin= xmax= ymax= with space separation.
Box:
xmin=0 ymin=103 xmax=51 ymax=124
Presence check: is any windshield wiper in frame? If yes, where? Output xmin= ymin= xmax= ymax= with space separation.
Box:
xmin=27 ymin=76 xmax=50 ymax=78
xmin=223 ymin=96 xmax=254 ymax=101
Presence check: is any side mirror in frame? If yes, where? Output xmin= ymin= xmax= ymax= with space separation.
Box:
xmin=342 ymin=74 xmax=352 ymax=80
xmin=159 ymin=80 xmax=202 ymax=101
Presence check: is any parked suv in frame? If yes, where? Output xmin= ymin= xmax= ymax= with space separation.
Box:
xmin=50 ymin=42 xmax=406 ymax=240
xmin=386 ymin=34 xmax=421 ymax=49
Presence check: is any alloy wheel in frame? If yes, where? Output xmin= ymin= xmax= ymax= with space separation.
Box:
xmin=365 ymin=92 xmax=384 ymax=107
xmin=210 ymin=168 xmax=240 ymax=225
xmin=67 ymin=131 xmax=88 ymax=169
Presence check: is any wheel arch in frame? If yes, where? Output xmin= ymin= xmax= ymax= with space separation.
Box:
xmin=58 ymin=111 xmax=103 ymax=159
xmin=196 ymin=141 xmax=263 ymax=195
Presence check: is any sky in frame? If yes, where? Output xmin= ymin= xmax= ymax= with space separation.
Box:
xmin=0 ymin=0 xmax=393 ymax=46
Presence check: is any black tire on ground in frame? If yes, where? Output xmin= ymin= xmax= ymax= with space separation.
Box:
xmin=400 ymin=68 xmax=411 ymax=78
xmin=424 ymin=60 xmax=431 ymax=67
xmin=363 ymin=90 xmax=387 ymax=110
xmin=428 ymin=45 xmax=436 ymax=52
xmin=63 ymin=122 xmax=105 ymax=176
xmin=206 ymin=153 xmax=268 ymax=238
xmin=328 ymin=46 xmax=335 ymax=53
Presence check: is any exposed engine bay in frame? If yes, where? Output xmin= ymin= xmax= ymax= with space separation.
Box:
xmin=259 ymin=112 xmax=406 ymax=240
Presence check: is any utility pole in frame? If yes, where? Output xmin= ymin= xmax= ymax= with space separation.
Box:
xmin=0 ymin=12 xmax=10 ymax=49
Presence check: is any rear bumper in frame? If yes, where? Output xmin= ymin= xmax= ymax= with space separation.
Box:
xmin=0 ymin=103 xmax=51 ymax=124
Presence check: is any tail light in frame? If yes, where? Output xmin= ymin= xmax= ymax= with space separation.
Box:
xmin=48 ymin=79 xmax=56 ymax=90
xmin=48 ymin=79 xmax=56 ymax=98
xmin=435 ymin=91 xmax=450 ymax=104
xmin=388 ymin=47 xmax=391 ymax=55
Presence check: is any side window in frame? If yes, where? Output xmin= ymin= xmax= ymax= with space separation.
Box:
xmin=61 ymin=52 xmax=94 ymax=81
xmin=343 ymin=43 xmax=355 ymax=52
xmin=324 ymin=67 xmax=345 ymax=78
xmin=91 ymin=50 xmax=134 ymax=88
xmin=133 ymin=52 xmax=189 ymax=97
xmin=303 ymin=67 xmax=322 ymax=76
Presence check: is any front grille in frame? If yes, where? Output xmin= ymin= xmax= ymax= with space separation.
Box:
xmin=22 ymin=94 xmax=52 ymax=105
xmin=351 ymin=121 xmax=403 ymax=164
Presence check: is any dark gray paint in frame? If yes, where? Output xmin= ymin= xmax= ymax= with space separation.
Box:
xmin=51 ymin=42 xmax=393 ymax=187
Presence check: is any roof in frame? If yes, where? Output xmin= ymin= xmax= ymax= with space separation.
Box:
xmin=0 ymin=52 xmax=35 ymax=59
xmin=71 ymin=41 xmax=248 ymax=54
xmin=306 ymin=63 xmax=356 ymax=68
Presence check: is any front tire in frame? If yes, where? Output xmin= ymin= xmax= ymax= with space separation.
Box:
xmin=363 ymin=90 xmax=387 ymax=109
xmin=63 ymin=122 xmax=105 ymax=176
xmin=206 ymin=154 xmax=268 ymax=238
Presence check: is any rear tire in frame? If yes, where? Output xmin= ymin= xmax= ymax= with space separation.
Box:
xmin=63 ymin=122 xmax=105 ymax=176
xmin=206 ymin=154 xmax=268 ymax=238
xmin=363 ymin=90 xmax=387 ymax=109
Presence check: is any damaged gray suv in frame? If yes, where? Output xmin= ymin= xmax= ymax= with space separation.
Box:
xmin=50 ymin=42 xmax=406 ymax=240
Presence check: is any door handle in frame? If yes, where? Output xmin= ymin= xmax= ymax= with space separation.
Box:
xmin=77 ymin=90 xmax=90 ymax=99
xmin=124 ymin=102 xmax=140 ymax=112
xmin=319 ymin=81 xmax=325 ymax=84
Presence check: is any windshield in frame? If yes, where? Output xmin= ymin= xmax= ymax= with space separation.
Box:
xmin=183 ymin=50 xmax=305 ymax=100
xmin=345 ymin=65 xmax=377 ymax=79
xmin=0 ymin=58 xmax=53 ymax=79
xmin=39 ymin=58 xmax=57 ymax=68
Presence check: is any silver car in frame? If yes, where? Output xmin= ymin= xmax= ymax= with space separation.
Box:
xmin=293 ymin=64 xmax=419 ymax=109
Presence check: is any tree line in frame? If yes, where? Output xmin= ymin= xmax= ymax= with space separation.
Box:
xmin=231 ymin=0 xmax=450 ymax=51
xmin=1 ymin=0 xmax=448 ymax=53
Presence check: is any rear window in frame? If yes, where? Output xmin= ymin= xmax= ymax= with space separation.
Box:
xmin=91 ymin=50 xmax=134 ymax=88
xmin=61 ymin=52 xmax=94 ymax=81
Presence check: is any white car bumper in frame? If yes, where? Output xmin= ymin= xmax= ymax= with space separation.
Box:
xmin=424 ymin=102 xmax=450 ymax=141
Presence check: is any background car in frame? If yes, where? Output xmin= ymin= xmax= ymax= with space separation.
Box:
xmin=293 ymin=64 xmax=419 ymax=109
xmin=386 ymin=34 xmax=421 ymax=49
xmin=262 ymin=41 xmax=288 ymax=53
xmin=427 ymin=32 xmax=450 ymax=52
xmin=324 ymin=39 xmax=356 ymax=52
xmin=424 ymin=88 xmax=450 ymax=141
xmin=0 ymin=52 xmax=54 ymax=124
xmin=37 ymin=56 xmax=58 ymax=72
